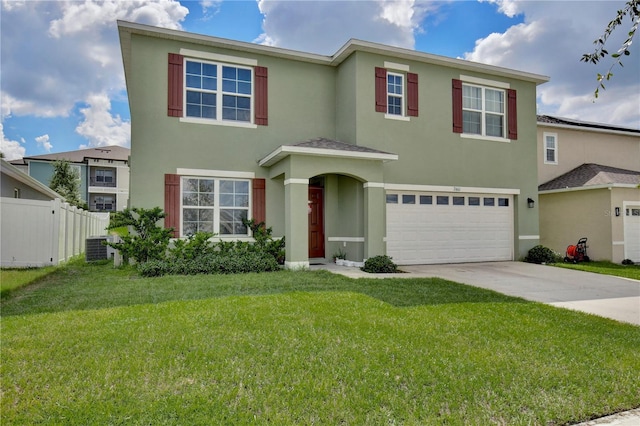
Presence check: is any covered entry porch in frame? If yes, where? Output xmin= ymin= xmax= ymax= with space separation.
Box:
xmin=259 ymin=138 xmax=397 ymax=269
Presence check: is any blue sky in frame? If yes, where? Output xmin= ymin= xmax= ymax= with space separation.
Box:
xmin=1 ymin=0 xmax=638 ymax=160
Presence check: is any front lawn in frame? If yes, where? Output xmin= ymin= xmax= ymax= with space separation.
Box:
xmin=554 ymin=260 xmax=640 ymax=280
xmin=2 ymin=260 xmax=639 ymax=425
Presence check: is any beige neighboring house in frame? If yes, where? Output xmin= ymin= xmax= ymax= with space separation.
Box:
xmin=537 ymin=115 xmax=640 ymax=263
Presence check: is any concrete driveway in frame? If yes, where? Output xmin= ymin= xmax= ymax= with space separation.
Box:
xmin=400 ymin=262 xmax=640 ymax=325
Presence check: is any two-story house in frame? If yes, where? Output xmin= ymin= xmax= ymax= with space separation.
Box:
xmin=11 ymin=145 xmax=130 ymax=212
xmin=537 ymin=115 xmax=640 ymax=263
xmin=118 ymin=21 xmax=548 ymax=268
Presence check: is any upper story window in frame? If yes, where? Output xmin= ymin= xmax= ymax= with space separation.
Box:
xmin=387 ymin=73 xmax=404 ymax=116
xmin=185 ymin=60 xmax=253 ymax=123
xmin=168 ymin=52 xmax=268 ymax=127
xmin=452 ymin=77 xmax=517 ymax=141
xmin=544 ymin=132 xmax=558 ymax=164
xmin=375 ymin=65 xmax=418 ymax=119
xmin=462 ymin=84 xmax=505 ymax=138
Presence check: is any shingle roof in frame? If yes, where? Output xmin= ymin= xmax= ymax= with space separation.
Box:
xmin=537 ymin=115 xmax=640 ymax=134
xmin=290 ymin=137 xmax=393 ymax=155
xmin=22 ymin=145 xmax=130 ymax=163
xmin=539 ymin=163 xmax=640 ymax=191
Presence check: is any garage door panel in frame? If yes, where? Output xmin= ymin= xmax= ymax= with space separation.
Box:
xmin=624 ymin=205 xmax=640 ymax=262
xmin=387 ymin=192 xmax=514 ymax=265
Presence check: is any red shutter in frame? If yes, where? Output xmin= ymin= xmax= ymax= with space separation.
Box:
xmin=164 ymin=174 xmax=181 ymax=237
xmin=507 ymin=89 xmax=517 ymax=140
xmin=375 ymin=67 xmax=387 ymax=113
xmin=407 ymin=72 xmax=419 ymax=117
xmin=168 ymin=53 xmax=184 ymax=117
xmin=255 ymin=66 xmax=268 ymax=126
xmin=252 ymin=178 xmax=266 ymax=225
xmin=452 ymin=79 xmax=463 ymax=133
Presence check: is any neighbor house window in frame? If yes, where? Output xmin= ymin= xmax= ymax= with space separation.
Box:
xmin=182 ymin=177 xmax=250 ymax=236
xmin=95 ymin=169 xmax=114 ymax=184
xmin=95 ymin=195 xmax=114 ymax=211
xmin=544 ymin=132 xmax=558 ymax=164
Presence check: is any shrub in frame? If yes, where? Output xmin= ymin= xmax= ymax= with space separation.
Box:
xmin=105 ymin=207 xmax=173 ymax=264
xmin=622 ymin=259 xmax=635 ymax=265
xmin=524 ymin=245 xmax=561 ymax=264
xmin=137 ymin=252 xmax=280 ymax=277
xmin=361 ymin=255 xmax=398 ymax=273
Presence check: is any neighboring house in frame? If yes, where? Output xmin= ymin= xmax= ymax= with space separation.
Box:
xmin=1 ymin=158 xmax=64 ymax=201
xmin=118 ymin=20 xmax=548 ymax=268
xmin=10 ymin=145 xmax=130 ymax=212
xmin=537 ymin=115 xmax=640 ymax=263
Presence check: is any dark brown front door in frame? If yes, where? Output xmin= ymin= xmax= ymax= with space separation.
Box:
xmin=308 ymin=186 xmax=325 ymax=258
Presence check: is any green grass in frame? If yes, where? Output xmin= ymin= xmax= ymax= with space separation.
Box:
xmin=554 ymin=260 xmax=640 ymax=280
xmin=2 ymin=260 xmax=639 ymax=425
xmin=0 ymin=265 xmax=58 ymax=298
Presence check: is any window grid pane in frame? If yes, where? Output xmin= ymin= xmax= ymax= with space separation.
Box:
xmin=462 ymin=84 xmax=505 ymax=137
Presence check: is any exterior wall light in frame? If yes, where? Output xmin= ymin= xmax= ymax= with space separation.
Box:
xmin=527 ymin=198 xmax=535 ymax=208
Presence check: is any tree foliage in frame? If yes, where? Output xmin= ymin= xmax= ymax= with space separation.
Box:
xmin=49 ymin=159 xmax=83 ymax=207
xmin=581 ymin=0 xmax=639 ymax=98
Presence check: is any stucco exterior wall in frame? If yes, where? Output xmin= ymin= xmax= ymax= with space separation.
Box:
xmin=540 ymin=189 xmax=613 ymax=261
xmin=538 ymin=126 xmax=640 ymax=185
xmin=1 ymin=173 xmax=55 ymax=201
xmin=350 ymin=52 xmax=540 ymax=259
xmin=612 ymin=187 xmax=640 ymax=262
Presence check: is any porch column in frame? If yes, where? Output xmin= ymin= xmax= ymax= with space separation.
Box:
xmin=284 ymin=178 xmax=309 ymax=269
xmin=363 ymin=182 xmax=386 ymax=260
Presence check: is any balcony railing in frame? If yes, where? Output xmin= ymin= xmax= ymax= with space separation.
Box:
xmin=89 ymin=178 xmax=116 ymax=188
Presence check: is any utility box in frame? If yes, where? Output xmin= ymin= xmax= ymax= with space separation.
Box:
xmin=86 ymin=236 xmax=112 ymax=261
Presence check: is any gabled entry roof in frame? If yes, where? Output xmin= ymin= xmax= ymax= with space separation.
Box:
xmin=259 ymin=137 xmax=398 ymax=167
xmin=539 ymin=163 xmax=640 ymax=192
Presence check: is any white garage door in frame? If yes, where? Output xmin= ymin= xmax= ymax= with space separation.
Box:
xmin=386 ymin=192 xmax=514 ymax=265
xmin=624 ymin=205 xmax=640 ymax=262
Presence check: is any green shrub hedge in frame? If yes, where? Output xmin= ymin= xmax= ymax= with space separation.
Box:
xmin=524 ymin=245 xmax=562 ymax=264
xmin=361 ymin=255 xmax=399 ymax=273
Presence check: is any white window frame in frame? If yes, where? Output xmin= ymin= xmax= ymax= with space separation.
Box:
xmin=386 ymin=71 xmax=405 ymax=117
xmin=180 ymin=176 xmax=252 ymax=238
xmin=462 ymin=83 xmax=506 ymax=139
xmin=543 ymin=132 xmax=558 ymax=164
xmin=182 ymin=58 xmax=256 ymax=128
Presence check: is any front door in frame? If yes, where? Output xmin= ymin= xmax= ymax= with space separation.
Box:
xmin=308 ymin=186 xmax=325 ymax=258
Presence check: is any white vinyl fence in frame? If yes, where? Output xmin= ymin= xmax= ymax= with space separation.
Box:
xmin=0 ymin=197 xmax=110 ymax=268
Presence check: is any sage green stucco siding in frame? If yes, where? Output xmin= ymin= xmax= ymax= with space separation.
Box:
xmin=348 ymin=52 xmax=540 ymax=258
xmin=120 ymin=22 xmax=546 ymax=264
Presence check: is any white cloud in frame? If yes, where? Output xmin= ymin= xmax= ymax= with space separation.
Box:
xmin=75 ymin=93 xmax=131 ymax=148
xmin=464 ymin=1 xmax=640 ymax=128
xmin=35 ymin=134 xmax=53 ymax=152
xmin=1 ymin=0 xmax=188 ymax=120
xmin=0 ymin=123 xmax=26 ymax=160
xmin=255 ymin=0 xmax=432 ymax=54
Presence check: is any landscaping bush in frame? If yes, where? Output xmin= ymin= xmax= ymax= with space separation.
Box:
xmin=361 ymin=255 xmax=398 ymax=273
xmin=137 ymin=252 xmax=280 ymax=277
xmin=524 ymin=245 xmax=562 ymax=264
xmin=622 ymin=259 xmax=635 ymax=265
xmin=105 ymin=207 xmax=173 ymax=264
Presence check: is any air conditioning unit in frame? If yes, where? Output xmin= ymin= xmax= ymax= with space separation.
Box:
xmin=86 ymin=236 xmax=115 ymax=261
